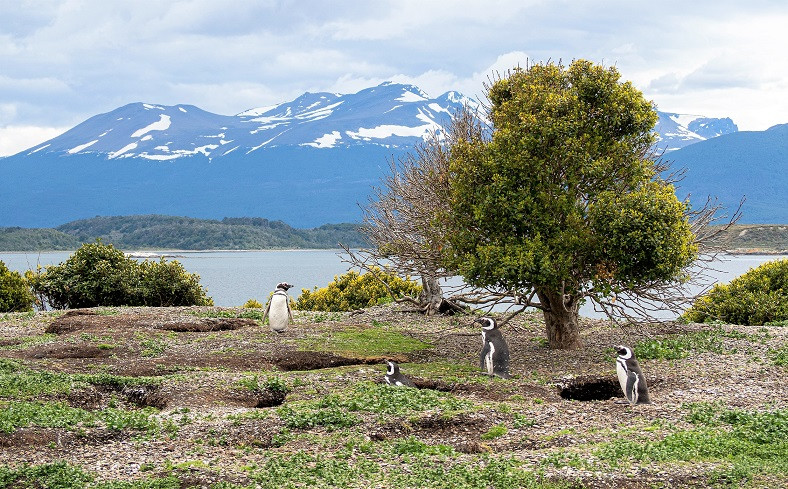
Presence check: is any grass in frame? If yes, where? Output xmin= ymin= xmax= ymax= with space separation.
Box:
xmin=243 ymin=451 xmax=568 ymax=489
xmin=275 ymin=382 xmax=472 ymax=431
xmin=480 ymin=424 xmax=508 ymax=440
xmin=595 ymin=403 xmax=788 ymax=485
xmin=769 ymin=344 xmax=788 ymax=367
xmin=0 ymin=333 xmax=57 ymax=351
xmin=0 ymin=400 xmax=160 ymax=434
xmin=0 ymin=358 xmax=162 ymax=399
xmin=297 ymin=326 xmax=430 ymax=356
xmin=0 ymin=461 xmax=183 ymax=489
xmin=235 ymin=374 xmax=290 ymax=394
xmin=633 ymin=326 xmax=763 ymax=360
xmin=403 ymin=361 xmax=483 ymax=383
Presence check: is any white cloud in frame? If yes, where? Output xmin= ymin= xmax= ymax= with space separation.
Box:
xmin=0 ymin=126 xmax=68 ymax=157
xmin=1 ymin=0 xmax=788 ymax=134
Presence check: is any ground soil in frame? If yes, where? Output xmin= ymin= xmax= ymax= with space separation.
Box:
xmin=0 ymin=305 xmax=785 ymax=487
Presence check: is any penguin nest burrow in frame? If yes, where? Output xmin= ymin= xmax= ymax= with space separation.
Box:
xmin=556 ymin=375 xmax=623 ymax=402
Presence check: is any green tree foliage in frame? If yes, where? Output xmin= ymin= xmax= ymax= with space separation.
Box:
xmin=295 ymin=268 xmax=422 ymax=312
xmin=28 ymin=240 xmax=212 ymax=309
xmin=684 ymin=259 xmax=788 ymax=325
xmin=0 ymin=261 xmax=34 ymax=312
xmin=446 ymin=60 xmax=697 ymax=349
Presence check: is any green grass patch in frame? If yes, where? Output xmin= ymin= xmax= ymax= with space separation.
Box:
xmin=338 ymin=381 xmax=472 ymax=415
xmin=633 ymin=326 xmax=758 ymax=360
xmin=275 ymin=382 xmax=472 ymax=432
xmin=297 ymin=326 xmax=430 ymax=356
xmin=246 ymin=451 xmax=566 ymax=489
xmin=595 ymin=403 xmax=788 ymax=485
xmin=404 ymin=361 xmax=482 ymax=383
xmin=480 ymin=424 xmax=508 ymax=440
xmin=0 ymin=400 xmax=160 ymax=434
xmin=0 ymin=359 xmax=161 ymax=399
xmin=0 ymin=461 xmax=183 ymax=489
xmin=0 ymin=333 xmax=57 ymax=351
xmin=769 ymin=345 xmax=788 ymax=367
xmin=235 ymin=374 xmax=290 ymax=394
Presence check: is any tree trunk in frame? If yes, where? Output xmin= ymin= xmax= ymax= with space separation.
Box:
xmin=538 ymin=289 xmax=583 ymax=349
xmin=419 ymin=274 xmax=444 ymax=316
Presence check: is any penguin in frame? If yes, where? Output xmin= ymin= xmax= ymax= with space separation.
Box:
xmin=384 ymin=360 xmax=416 ymax=388
xmin=262 ymin=282 xmax=294 ymax=333
xmin=475 ymin=317 xmax=511 ymax=379
xmin=615 ymin=345 xmax=651 ymax=405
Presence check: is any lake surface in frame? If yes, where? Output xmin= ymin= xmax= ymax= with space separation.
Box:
xmin=1 ymin=250 xmax=785 ymax=318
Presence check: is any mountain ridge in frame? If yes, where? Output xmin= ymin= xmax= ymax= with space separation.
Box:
xmin=1 ymin=82 xmax=782 ymax=228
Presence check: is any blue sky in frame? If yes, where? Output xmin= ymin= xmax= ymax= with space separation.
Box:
xmin=1 ymin=0 xmax=787 ymax=155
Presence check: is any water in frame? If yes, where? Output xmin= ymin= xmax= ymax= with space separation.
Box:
xmin=0 ymin=249 xmax=349 ymax=307
xmin=1 ymin=250 xmax=785 ymax=314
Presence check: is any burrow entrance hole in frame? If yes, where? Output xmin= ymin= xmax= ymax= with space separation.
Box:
xmin=558 ymin=376 xmax=622 ymax=401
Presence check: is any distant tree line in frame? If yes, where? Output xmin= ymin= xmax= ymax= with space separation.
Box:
xmin=0 ymin=215 xmax=367 ymax=251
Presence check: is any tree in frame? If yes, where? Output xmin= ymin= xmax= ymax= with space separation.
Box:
xmin=343 ymin=106 xmax=487 ymax=315
xmin=0 ymin=261 xmax=34 ymax=312
xmin=445 ymin=60 xmax=698 ymax=349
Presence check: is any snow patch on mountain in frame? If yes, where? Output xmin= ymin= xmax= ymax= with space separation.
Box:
xmin=110 ymin=142 xmax=138 ymax=159
xmin=68 ymin=139 xmax=98 ymax=154
xmin=305 ymin=131 xmax=342 ymax=148
xmin=131 ymin=114 xmax=171 ymax=138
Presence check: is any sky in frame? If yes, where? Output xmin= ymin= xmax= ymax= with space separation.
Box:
xmin=1 ymin=0 xmax=787 ymax=156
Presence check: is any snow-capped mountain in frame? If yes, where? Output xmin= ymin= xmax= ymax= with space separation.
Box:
xmin=18 ymin=82 xmax=733 ymax=160
xmin=654 ymin=112 xmax=738 ymax=151
xmin=4 ymin=81 xmax=773 ymax=229
xmin=20 ymin=82 xmax=476 ymax=160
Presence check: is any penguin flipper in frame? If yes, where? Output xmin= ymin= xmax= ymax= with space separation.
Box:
xmin=479 ymin=344 xmax=490 ymax=370
xmin=625 ymin=371 xmax=640 ymax=405
xmin=261 ymin=299 xmax=272 ymax=325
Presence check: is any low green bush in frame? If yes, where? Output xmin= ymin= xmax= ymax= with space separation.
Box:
xmin=0 ymin=261 xmax=34 ymax=312
xmin=28 ymin=240 xmax=212 ymax=309
xmin=295 ymin=267 xmax=421 ymax=312
xmin=684 ymin=259 xmax=788 ymax=325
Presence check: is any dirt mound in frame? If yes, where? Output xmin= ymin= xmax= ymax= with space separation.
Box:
xmin=272 ymin=351 xmax=385 ymax=371
xmin=30 ymin=345 xmax=113 ymax=359
xmin=46 ymin=310 xmax=257 ymax=335
xmin=156 ymin=317 xmax=256 ymax=332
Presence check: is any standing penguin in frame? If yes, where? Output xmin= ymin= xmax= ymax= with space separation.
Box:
xmin=475 ymin=317 xmax=511 ymax=379
xmin=384 ymin=360 xmax=416 ymax=387
xmin=615 ymin=345 xmax=651 ymax=405
xmin=262 ymin=282 xmax=294 ymax=333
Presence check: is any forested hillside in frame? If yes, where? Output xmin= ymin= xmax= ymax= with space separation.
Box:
xmin=0 ymin=215 xmax=367 ymax=251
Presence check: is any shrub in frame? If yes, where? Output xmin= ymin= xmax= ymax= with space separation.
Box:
xmin=243 ymin=299 xmax=263 ymax=308
xmin=684 ymin=259 xmax=788 ymax=325
xmin=134 ymin=259 xmax=212 ymax=307
xmin=294 ymin=267 xmax=421 ymax=312
xmin=29 ymin=240 xmax=212 ymax=309
xmin=0 ymin=261 xmax=34 ymax=312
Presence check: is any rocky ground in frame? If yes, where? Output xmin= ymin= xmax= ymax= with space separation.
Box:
xmin=0 ymin=305 xmax=785 ymax=488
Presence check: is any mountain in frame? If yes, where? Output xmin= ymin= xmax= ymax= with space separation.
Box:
xmin=1 ymin=81 xmax=775 ymax=230
xmin=669 ymin=124 xmax=788 ymax=223
xmin=653 ymin=112 xmax=738 ymax=151
xmin=17 ymin=83 xmax=474 ymax=160
xmin=0 ymin=83 xmax=473 ymax=228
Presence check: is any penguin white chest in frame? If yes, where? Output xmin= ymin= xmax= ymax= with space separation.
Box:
xmin=616 ymin=358 xmax=629 ymax=394
xmin=268 ymin=294 xmax=290 ymax=331
xmin=485 ymin=341 xmax=496 ymax=375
